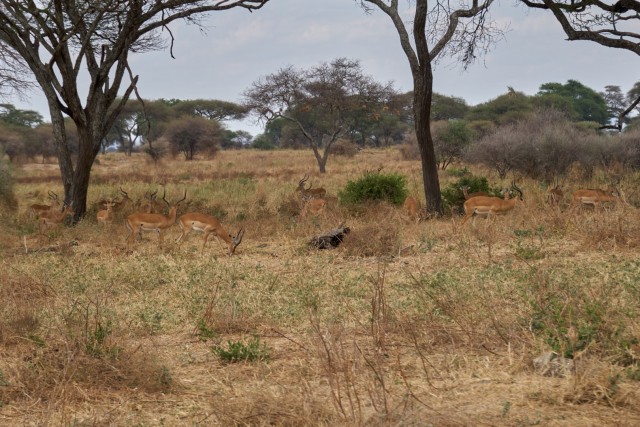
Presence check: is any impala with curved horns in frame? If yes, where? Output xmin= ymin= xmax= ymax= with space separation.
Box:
xmin=125 ymin=189 xmax=187 ymax=247
xmin=176 ymin=213 xmax=244 ymax=255
xmin=461 ymin=181 xmax=524 ymax=227
xmin=97 ymin=187 xmax=131 ymax=213
xmin=297 ymin=174 xmax=326 ymax=201
xmin=29 ymin=190 xmax=60 ymax=218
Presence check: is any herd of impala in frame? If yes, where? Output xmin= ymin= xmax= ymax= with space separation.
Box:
xmin=27 ymin=174 xmax=623 ymax=253
xmin=403 ymin=179 xmax=622 ymax=226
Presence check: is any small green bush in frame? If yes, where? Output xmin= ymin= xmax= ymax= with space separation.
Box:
xmin=213 ymin=336 xmax=270 ymax=363
xmin=338 ymin=171 xmax=408 ymax=206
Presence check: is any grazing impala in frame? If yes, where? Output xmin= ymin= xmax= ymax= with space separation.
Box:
xmin=571 ymin=187 xmax=618 ymax=210
xmin=297 ymin=174 xmax=326 ymax=202
xmin=176 ymin=213 xmax=245 ymax=255
xmin=461 ymin=181 xmax=524 ymax=227
xmin=96 ymin=201 xmax=115 ymax=230
xmin=29 ymin=190 xmax=60 ymax=218
xmin=125 ymin=190 xmax=186 ymax=247
xmin=39 ymin=203 xmax=73 ymax=235
xmin=403 ymin=196 xmax=421 ymax=222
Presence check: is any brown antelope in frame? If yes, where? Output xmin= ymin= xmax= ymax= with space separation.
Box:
xmin=96 ymin=187 xmax=132 ymax=215
xmin=96 ymin=201 xmax=115 ymax=230
xmin=301 ymin=198 xmax=327 ymax=217
xmin=460 ymin=186 xmax=489 ymax=200
xmin=546 ymin=178 xmax=564 ymax=205
xmin=140 ymin=189 xmax=165 ymax=213
xmin=297 ymin=174 xmax=326 ymax=202
xmin=403 ymin=196 xmax=421 ymax=222
xmin=176 ymin=213 xmax=245 ymax=255
xmin=39 ymin=203 xmax=73 ymax=235
xmin=461 ymin=181 xmax=524 ymax=227
xmin=29 ymin=191 xmax=60 ymax=218
xmin=125 ymin=190 xmax=187 ymax=247
xmin=571 ymin=187 xmax=618 ymax=210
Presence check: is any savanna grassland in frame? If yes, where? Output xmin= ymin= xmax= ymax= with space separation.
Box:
xmin=1 ymin=149 xmax=640 ymax=426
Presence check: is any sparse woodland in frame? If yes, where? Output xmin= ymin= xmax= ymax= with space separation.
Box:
xmin=0 ymin=148 xmax=639 ymax=425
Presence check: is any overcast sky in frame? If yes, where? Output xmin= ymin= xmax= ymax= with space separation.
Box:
xmin=7 ymin=0 xmax=640 ymax=135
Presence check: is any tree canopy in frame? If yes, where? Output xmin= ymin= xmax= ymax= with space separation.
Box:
xmin=0 ymin=0 xmax=268 ymax=220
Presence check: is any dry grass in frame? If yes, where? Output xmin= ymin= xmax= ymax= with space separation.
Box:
xmin=1 ymin=149 xmax=639 ymax=426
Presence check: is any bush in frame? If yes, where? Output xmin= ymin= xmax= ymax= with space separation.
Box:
xmin=338 ymin=171 xmax=408 ymax=206
xmin=213 ymin=336 xmax=270 ymax=363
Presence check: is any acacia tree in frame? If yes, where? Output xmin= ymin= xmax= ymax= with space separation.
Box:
xmin=244 ymin=58 xmax=396 ymax=173
xmin=358 ymin=0 xmax=501 ymax=215
xmin=165 ymin=116 xmax=221 ymax=160
xmin=0 ymin=0 xmax=268 ymax=221
xmin=520 ymin=0 xmax=640 ymax=130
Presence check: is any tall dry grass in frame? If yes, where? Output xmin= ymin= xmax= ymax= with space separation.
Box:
xmin=1 ymin=149 xmax=639 ymax=425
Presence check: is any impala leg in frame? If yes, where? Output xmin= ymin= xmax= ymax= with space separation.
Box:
xmin=202 ymin=230 xmax=212 ymax=251
xmin=176 ymin=225 xmax=190 ymax=244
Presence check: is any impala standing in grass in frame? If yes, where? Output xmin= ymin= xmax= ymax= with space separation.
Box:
xmin=39 ymin=203 xmax=73 ymax=235
xmin=176 ymin=213 xmax=245 ymax=255
xmin=297 ymin=174 xmax=326 ymax=202
xmin=96 ymin=201 xmax=115 ymax=230
xmin=125 ymin=190 xmax=186 ymax=247
xmin=96 ymin=187 xmax=132 ymax=215
xmin=461 ymin=182 xmax=524 ymax=227
xmin=29 ymin=190 xmax=60 ymax=218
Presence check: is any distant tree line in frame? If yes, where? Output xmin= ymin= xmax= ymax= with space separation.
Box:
xmin=2 ymin=74 xmax=639 ymax=183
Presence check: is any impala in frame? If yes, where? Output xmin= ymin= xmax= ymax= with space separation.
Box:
xmin=461 ymin=181 xmax=524 ymax=227
xmin=460 ymin=186 xmax=489 ymax=200
xmin=297 ymin=174 xmax=326 ymax=201
xmin=403 ymin=196 xmax=421 ymax=222
xmin=571 ymin=187 xmax=618 ymax=210
xmin=546 ymin=178 xmax=564 ymax=205
xmin=125 ymin=190 xmax=187 ymax=247
xmin=39 ymin=203 xmax=73 ymax=235
xmin=98 ymin=187 xmax=132 ymax=213
xmin=301 ymin=198 xmax=327 ymax=217
xmin=176 ymin=213 xmax=245 ymax=255
xmin=29 ymin=190 xmax=60 ymax=218
xmin=96 ymin=201 xmax=115 ymax=230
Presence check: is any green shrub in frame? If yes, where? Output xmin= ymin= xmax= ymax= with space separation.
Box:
xmin=338 ymin=171 xmax=407 ymax=206
xmin=213 ymin=336 xmax=270 ymax=363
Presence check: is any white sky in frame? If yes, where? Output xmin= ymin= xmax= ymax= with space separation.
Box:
xmin=7 ymin=0 xmax=640 ymax=136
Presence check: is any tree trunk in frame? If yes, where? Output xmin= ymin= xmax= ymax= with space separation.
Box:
xmin=413 ymin=71 xmax=443 ymax=215
xmin=70 ymin=128 xmax=101 ymax=222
